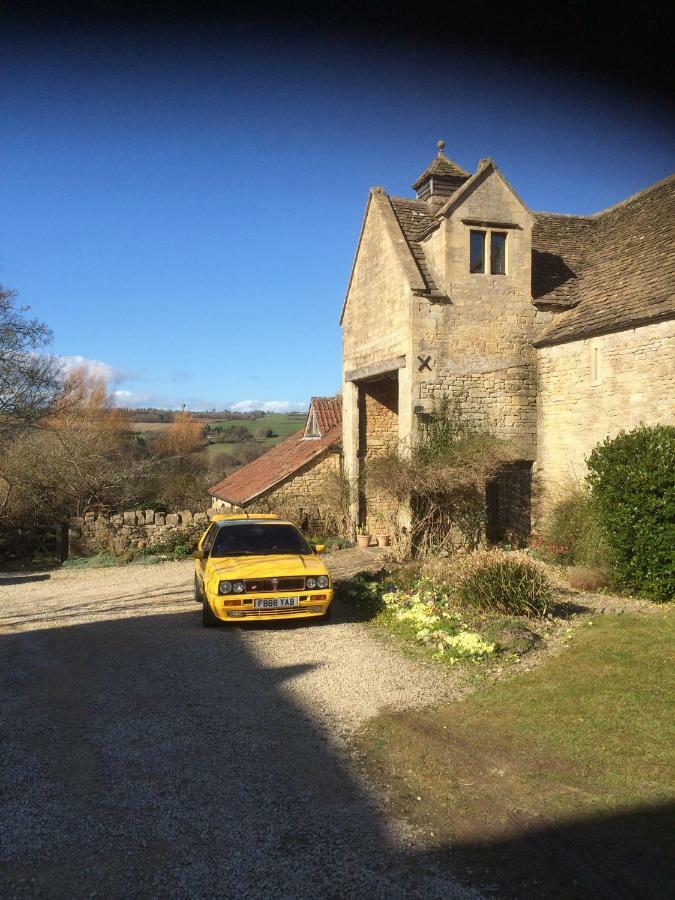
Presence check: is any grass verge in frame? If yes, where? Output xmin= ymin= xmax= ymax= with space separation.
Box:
xmin=356 ymin=609 xmax=675 ymax=897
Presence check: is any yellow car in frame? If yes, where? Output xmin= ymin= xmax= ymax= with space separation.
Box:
xmin=193 ymin=514 xmax=333 ymax=627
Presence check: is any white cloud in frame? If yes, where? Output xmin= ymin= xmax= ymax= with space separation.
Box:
xmin=229 ymin=400 xmax=308 ymax=413
xmin=57 ymin=355 xmax=123 ymax=385
xmin=113 ymin=389 xmax=134 ymax=399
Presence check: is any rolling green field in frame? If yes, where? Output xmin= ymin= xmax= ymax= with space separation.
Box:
xmin=220 ymin=413 xmax=306 ymax=438
xmin=130 ymin=412 xmax=307 ymax=469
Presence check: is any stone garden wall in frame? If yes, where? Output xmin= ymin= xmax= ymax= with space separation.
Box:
xmin=69 ymin=507 xmax=220 ymax=556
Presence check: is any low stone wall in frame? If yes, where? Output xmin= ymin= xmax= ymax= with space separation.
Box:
xmin=69 ymin=508 xmax=218 ymax=556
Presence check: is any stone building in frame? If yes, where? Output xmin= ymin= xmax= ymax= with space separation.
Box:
xmin=340 ymin=142 xmax=674 ymax=536
xmin=208 ymin=397 xmax=342 ymax=529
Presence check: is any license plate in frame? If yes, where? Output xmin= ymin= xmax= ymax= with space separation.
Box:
xmin=253 ymin=597 xmax=300 ymax=609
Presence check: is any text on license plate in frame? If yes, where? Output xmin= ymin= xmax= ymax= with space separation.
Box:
xmin=254 ymin=597 xmax=300 ymax=609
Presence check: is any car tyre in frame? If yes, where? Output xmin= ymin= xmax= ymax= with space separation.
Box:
xmin=322 ymin=602 xmax=334 ymax=623
xmin=202 ymin=597 xmax=221 ymax=628
xmin=194 ymin=576 xmax=203 ymax=604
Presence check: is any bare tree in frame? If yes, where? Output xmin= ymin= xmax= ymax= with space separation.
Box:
xmin=0 ymin=284 xmax=61 ymax=436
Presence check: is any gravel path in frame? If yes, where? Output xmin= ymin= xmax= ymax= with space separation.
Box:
xmin=0 ymin=556 xmax=477 ymax=899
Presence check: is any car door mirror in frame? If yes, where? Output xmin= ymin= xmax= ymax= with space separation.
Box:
xmin=314 ymin=544 xmax=326 ymax=554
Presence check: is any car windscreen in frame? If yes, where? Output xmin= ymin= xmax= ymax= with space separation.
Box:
xmin=210 ymin=523 xmax=312 ymax=557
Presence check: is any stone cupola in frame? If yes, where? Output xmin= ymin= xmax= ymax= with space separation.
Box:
xmin=412 ymin=140 xmax=470 ymax=206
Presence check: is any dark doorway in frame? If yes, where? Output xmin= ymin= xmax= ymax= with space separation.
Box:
xmin=486 ymin=462 xmax=532 ymax=545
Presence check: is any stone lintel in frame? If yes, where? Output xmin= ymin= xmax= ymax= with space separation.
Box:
xmin=461 ymin=218 xmax=522 ymax=230
xmin=345 ymin=355 xmax=406 ymax=384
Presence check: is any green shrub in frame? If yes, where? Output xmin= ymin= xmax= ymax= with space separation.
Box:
xmin=586 ymin=425 xmax=675 ymax=602
xmin=453 ymin=550 xmax=553 ymax=617
xmin=539 ymin=484 xmax=609 ymax=568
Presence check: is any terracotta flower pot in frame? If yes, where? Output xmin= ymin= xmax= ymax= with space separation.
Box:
xmin=356 ymin=534 xmax=371 ymax=548
xmin=375 ymin=534 xmax=391 ymax=547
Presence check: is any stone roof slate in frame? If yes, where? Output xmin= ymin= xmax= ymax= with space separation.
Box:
xmin=531 ymin=213 xmax=593 ymax=306
xmin=534 ymin=176 xmax=675 ymax=345
xmin=388 ymin=196 xmax=441 ymax=293
xmin=411 ymin=152 xmax=470 ymax=191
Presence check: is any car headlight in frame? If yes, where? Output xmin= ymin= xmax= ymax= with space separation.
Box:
xmin=306 ymin=577 xmax=317 ymax=589
xmin=218 ymin=581 xmax=232 ymax=595
xmin=232 ymin=581 xmax=245 ymax=593
xmin=316 ymin=575 xmax=329 ymax=589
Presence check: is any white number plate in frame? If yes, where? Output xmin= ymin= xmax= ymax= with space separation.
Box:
xmin=254 ymin=597 xmax=300 ymax=609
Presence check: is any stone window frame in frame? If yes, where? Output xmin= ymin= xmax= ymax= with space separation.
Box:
xmin=466 ymin=225 xmax=510 ymax=276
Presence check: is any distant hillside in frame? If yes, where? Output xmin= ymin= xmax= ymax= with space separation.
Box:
xmin=123 ymin=407 xmax=304 ymax=423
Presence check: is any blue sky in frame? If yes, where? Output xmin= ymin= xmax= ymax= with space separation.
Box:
xmin=1 ymin=28 xmax=673 ymax=411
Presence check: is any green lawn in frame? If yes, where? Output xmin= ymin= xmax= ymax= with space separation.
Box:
xmin=358 ymin=609 xmax=675 ymax=897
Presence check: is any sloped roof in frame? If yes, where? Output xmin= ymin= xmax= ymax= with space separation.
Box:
xmin=311 ymin=396 xmax=341 ymax=433
xmin=531 ymin=213 xmax=593 ymax=306
xmin=411 ymin=152 xmax=470 ymax=191
xmin=388 ymin=197 xmax=441 ymax=293
xmin=208 ymin=401 xmax=341 ymax=506
xmin=534 ymin=175 xmax=675 ymax=345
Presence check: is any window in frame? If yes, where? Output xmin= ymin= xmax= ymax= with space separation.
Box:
xmin=490 ymin=232 xmax=507 ymax=274
xmin=470 ymin=230 xmax=485 ymax=273
xmin=469 ymin=228 xmax=508 ymax=275
xmin=211 ymin=523 xmax=312 ymax=557
xmin=304 ymin=409 xmax=320 ymax=439
xmin=591 ymin=345 xmax=602 ymax=385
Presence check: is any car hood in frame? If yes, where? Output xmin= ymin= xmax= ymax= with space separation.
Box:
xmin=208 ymin=554 xmax=330 ymax=579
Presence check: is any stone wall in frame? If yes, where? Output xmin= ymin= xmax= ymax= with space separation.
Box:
xmin=341 ymin=191 xmax=411 ymax=373
xmin=536 ymin=319 xmax=675 ymax=513
xmin=358 ymin=376 xmax=400 ymax=534
xmin=413 ymin=169 xmax=542 ymax=459
xmin=70 ymin=508 xmax=214 ymax=556
xmin=341 ymin=190 xmax=416 ymax=527
xmin=212 ymin=450 xmax=343 ymax=532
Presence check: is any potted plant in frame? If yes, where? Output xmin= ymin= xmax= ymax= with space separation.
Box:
xmin=375 ymin=533 xmax=390 ymax=547
xmin=356 ymin=525 xmax=371 ymax=548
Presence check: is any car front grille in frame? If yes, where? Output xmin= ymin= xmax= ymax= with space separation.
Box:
xmin=242 ymin=577 xmax=306 ymax=593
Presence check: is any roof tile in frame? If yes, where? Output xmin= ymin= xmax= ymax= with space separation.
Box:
xmin=535 ymin=176 xmax=675 ymax=345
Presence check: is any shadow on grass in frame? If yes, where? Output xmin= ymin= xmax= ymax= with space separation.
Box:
xmin=420 ymin=801 xmax=675 ymax=899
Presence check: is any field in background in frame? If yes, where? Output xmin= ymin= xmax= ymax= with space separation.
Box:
xmin=130 ymin=411 xmax=307 ymax=472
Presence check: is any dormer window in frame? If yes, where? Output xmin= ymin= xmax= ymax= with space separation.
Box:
xmin=304 ymin=408 xmax=320 ymax=439
xmin=469 ymin=228 xmax=508 ymax=275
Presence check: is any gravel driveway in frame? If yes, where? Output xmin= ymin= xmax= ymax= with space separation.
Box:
xmin=0 ymin=556 xmax=477 ymax=899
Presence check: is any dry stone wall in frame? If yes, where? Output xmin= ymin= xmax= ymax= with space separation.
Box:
xmin=70 ymin=508 xmax=217 ymax=556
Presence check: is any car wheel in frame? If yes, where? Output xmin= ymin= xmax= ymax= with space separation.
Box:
xmin=194 ymin=576 xmax=203 ymax=603
xmin=202 ymin=597 xmax=221 ymax=628
xmin=322 ymin=603 xmax=334 ymax=623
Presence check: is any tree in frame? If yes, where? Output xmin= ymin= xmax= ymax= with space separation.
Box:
xmin=154 ymin=412 xmax=204 ymax=457
xmin=0 ymin=368 xmax=154 ymax=522
xmin=255 ymin=426 xmax=274 ymax=439
xmin=0 ymin=284 xmax=61 ymax=436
